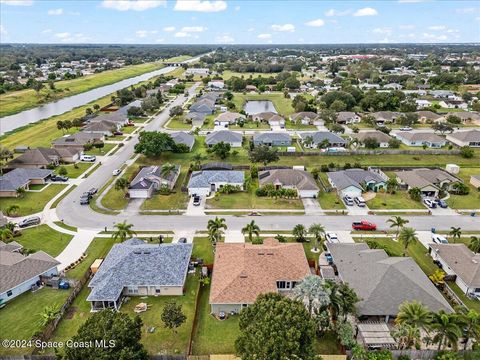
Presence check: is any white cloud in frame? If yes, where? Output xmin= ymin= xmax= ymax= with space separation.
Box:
xmin=456 ymin=7 xmax=478 ymax=14
xmin=155 ymin=38 xmax=165 ymax=43
xmin=180 ymin=26 xmax=206 ymax=32
xmin=257 ymin=33 xmax=272 ymax=40
xmin=305 ymin=19 xmax=325 ymax=27
xmin=53 ymin=32 xmax=90 ymax=43
xmin=163 ymin=26 xmax=175 ymax=32
xmin=42 ymin=29 xmax=52 ymax=33
xmin=48 ymin=8 xmax=63 ymax=15
xmin=399 ymin=24 xmax=415 ymax=30
xmin=398 ymin=0 xmax=430 ymax=3
xmin=135 ymin=30 xmax=158 ymax=38
xmin=0 ymin=0 xmax=33 ymax=6
xmin=101 ymin=0 xmax=166 ymax=12
xmin=271 ymin=23 xmax=295 ymax=32
xmin=428 ymin=25 xmax=446 ymax=31
xmin=372 ymin=27 xmax=392 ymax=35
xmin=174 ymin=0 xmax=227 ymax=12
xmin=174 ymin=32 xmax=190 ymax=38
xmin=353 ymin=7 xmax=378 ymax=17
xmin=247 ymin=27 xmax=255 ymax=32
xmin=476 ymin=16 xmax=480 ymax=21
xmin=55 ymin=32 xmax=71 ymax=39
xmin=422 ymin=32 xmax=447 ymax=41
xmin=234 ymin=5 xmax=240 ymax=11
xmin=0 ymin=25 xmax=7 ymax=35
xmin=215 ymin=34 xmax=234 ymax=43
xmin=325 ymin=9 xmax=351 ymax=16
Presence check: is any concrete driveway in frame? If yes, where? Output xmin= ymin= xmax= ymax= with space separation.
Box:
xmin=185 ymin=195 xmax=206 ymax=216
xmin=302 ymin=198 xmax=323 ymax=215
xmin=347 ymin=203 xmax=370 ymax=215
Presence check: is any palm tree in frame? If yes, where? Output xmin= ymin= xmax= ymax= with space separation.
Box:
xmin=16 ymin=187 xmax=26 ymax=198
xmin=207 ymin=217 xmax=227 ymax=244
xmin=292 ymin=275 xmax=331 ymax=316
xmin=39 ymin=304 xmax=60 ymax=327
xmin=274 ymin=234 xmax=287 ymax=243
xmin=293 ymin=224 xmax=307 ymax=242
xmin=161 ymin=163 xmax=176 ymax=178
xmin=308 ymin=223 xmax=325 ymax=252
xmin=6 ymin=204 xmax=19 ymax=216
xmin=0 ymin=146 xmax=13 ymax=174
xmin=114 ymin=177 xmax=129 ymax=195
xmin=0 ymin=227 xmax=13 ymax=242
xmin=398 ymin=227 xmax=418 ymax=256
xmin=429 ymin=269 xmax=446 ymax=288
xmin=349 ymin=138 xmax=360 ymax=150
xmin=469 ymin=236 xmax=480 ymax=253
xmin=241 ymin=220 xmax=260 ymax=242
xmin=303 ymin=136 xmax=314 ymax=148
xmin=387 ymin=215 xmax=409 ymax=240
xmin=460 ymin=309 xmax=480 ymax=350
xmin=393 ymin=323 xmax=421 ymax=350
xmin=430 ymin=310 xmax=463 ymax=351
xmin=396 ymin=301 xmax=432 ymax=332
xmin=191 ymin=153 xmax=205 ymax=170
xmin=449 ymin=227 xmax=462 ymax=244
xmin=337 ymin=283 xmax=360 ymax=321
xmin=386 ymin=178 xmax=399 ymax=194
xmin=408 ymin=187 xmax=422 ymax=201
xmin=111 ymin=221 xmax=136 ymax=243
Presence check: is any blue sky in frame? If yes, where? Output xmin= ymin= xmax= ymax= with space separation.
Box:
xmin=0 ymin=0 xmax=479 ymax=44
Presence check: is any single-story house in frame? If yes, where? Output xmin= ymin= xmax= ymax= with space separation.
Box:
xmin=0 ymin=240 xmax=23 ymax=253
xmin=128 ymin=165 xmax=180 ymax=199
xmin=258 ymin=169 xmax=319 ymax=198
xmin=170 ymin=131 xmax=195 ymax=151
xmin=117 ymin=100 xmax=143 ymax=117
xmin=205 ymin=130 xmax=243 ymax=148
xmin=290 ymin=112 xmax=320 ymax=125
xmin=326 ymin=243 xmax=452 ymax=321
xmin=252 ymin=112 xmax=285 ymax=127
xmin=394 ymin=131 xmax=446 ymax=148
xmin=430 ymin=90 xmax=455 ymax=99
xmin=210 ymin=238 xmax=310 ymax=315
xmin=8 ymin=148 xmax=74 ymax=169
xmin=336 ymin=112 xmax=361 ymax=124
xmin=415 ymin=99 xmax=432 ymax=109
xmin=352 ymin=131 xmax=392 ymax=148
xmin=87 ymin=239 xmax=192 ymax=311
xmin=187 ymin=170 xmax=244 ymax=196
xmin=186 ymin=111 xmax=206 ymax=126
xmin=82 ymin=120 xmax=119 ymax=136
xmin=0 ymin=248 xmax=60 ymax=303
xmin=446 ymin=130 xmax=480 ymax=148
xmin=327 ymin=168 xmax=386 ymax=198
xmin=245 ymin=85 xmax=258 ymax=92
xmin=470 ymin=175 xmax=480 ymax=189
xmin=453 ymin=112 xmax=480 ymax=125
xmin=52 ymin=132 xmax=102 ymax=149
xmin=439 ymin=100 xmax=468 ymax=110
xmin=90 ymin=112 xmax=129 ymax=126
xmin=299 ymin=131 xmax=347 ymax=148
xmin=207 ymin=80 xmax=225 ymax=90
xmin=0 ymin=168 xmax=53 ymax=197
xmin=253 ymin=132 xmax=292 ymax=147
xmin=416 ymin=111 xmax=445 ymax=124
xmin=190 ymin=98 xmax=215 ymax=115
xmin=395 ymin=168 xmax=460 ymax=197
xmin=384 ymin=83 xmax=403 ymax=90
xmin=371 ymin=111 xmax=402 ymax=125
xmin=214 ymin=112 xmax=246 ymax=127
xmin=429 ymin=243 xmax=480 ymax=296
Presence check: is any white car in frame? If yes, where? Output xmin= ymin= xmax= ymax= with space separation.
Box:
xmin=423 ymin=198 xmax=437 ymax=209
xmin=325 ymin=232 xmax=339 ymax=244
xmin=432 ymin=234 xmax=448 ymax=244
xmin=112 ymin=169 xmax=121 ymax=176
xmin=399 ymin=126 xmax=413 ymax=131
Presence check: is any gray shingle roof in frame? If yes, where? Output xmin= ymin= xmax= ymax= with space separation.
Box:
xmin=52 ymin=132 xmax=101 ymax=145
xmin=87 ymin=239 xmax=192 ymax=302
xmin=327 ymin=243 xmax=453 ymax=316
xmin=8 ymin=148 xmax=61 ymax=167
xmin=327 ymin=168 xmax=385 ymax=191
xmin=129 ymin=165 xmax=180 ymax=190
xmin=170 ymin=132 xmax=195 ymax=149
xmin=447 ymin=130 xmax=480 ymax=142
xmin=396 ymin=131 xmax=446 ymax=143
xmin=188 ymin=170 xmax=244 ymax=189
xmin=300 ymin=131 xmax=347 ymax=145
xmin=0 ymin=168 xmax=53 ymax=192
xmin=205 ymin=130 xmax=242 ymax=145
xmin=395 ymin=168 xmax=458 ymax=189
xmin=253 ymin=132 xmax=292 ymax=143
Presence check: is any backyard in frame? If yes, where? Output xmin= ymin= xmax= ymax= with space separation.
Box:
xmin=232 ymin=92 xmax=295 ymax=116
xmin=446 ymin=167 xmax=480 ymax=209
xmin=192 ymin=237 xmax=215 ymax=264
xmin=0 ymin=184 xmax=68 ymax=216
xmin=14 ymin=224 xmax=73 ymax=257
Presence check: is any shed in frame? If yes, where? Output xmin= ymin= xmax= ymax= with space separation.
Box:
xmin=445 ymin=164 xmax=460 ymax=175
xmin=90 ymin=258 xmax=104 ymax=274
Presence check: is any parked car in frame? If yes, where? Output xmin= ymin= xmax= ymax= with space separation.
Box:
xmin=88 ymin=187 xmax=98 ymax=196
xmin=343 ymin=195 xmax=354 ymax=206
xmin=80 ymin=154 xmax=96 ymax=162
xmin=435 ymin=199 xmax=448 ymax=208
xmin=82 ymin=192 xmax=92 ymax=199
xmin=423 ymin=198 xmax=437 ymax=209
xmin=324 ymin=252 xmax=333 ymax=264
xmin=51 ymin=174 xmax=69 ymax=182
xmin=325 ymin=232 xmax=339 ymax=243
xmin=354 ymin=196 xmax=366 ymax=207
xmin=432 ymin=233 xmax=449 ymax=244
xmin=193 ymin=195 xmax=201 ymax=206
xmin=178 ymin=237 xmax=187 ymax=243
xmin=112 ymin=169 xmax=121 ymax=176
xmin=113 ymin=131 xmax=123 ymax=136
xmin=352 ymin=220 xmax=377 ymax=231
xmin=399 ymin=126 xmax=412 ymax=131
xmin=17 ymin=216 xmax=41 ymax=228
xmin=80 ymin=194 xmax=90 ymax=205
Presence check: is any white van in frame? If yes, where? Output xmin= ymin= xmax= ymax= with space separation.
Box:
xmin=354 ymin=196 xmax=366 ymax=207
xmin=80 ymin=154 xmax=96 ymax=162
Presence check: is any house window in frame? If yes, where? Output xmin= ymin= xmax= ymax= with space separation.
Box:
xmin=474 ymin=288 xmax=480 ymax=293
xmin=277 ymin=281 xmax=291 ymax=289
xmin=155 ymin=288 xmax=161 ymax=294
xmin=6 ymin=290 xmax=12 ymax=297
xmin=241 ymin=304 xmax=248 ymax=308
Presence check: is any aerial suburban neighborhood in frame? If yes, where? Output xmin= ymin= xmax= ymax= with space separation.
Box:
xmin=0 ymin=1 xmax=479 ymax=360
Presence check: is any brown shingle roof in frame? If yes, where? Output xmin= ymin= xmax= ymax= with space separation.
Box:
xmin=210 ymin=238 xmax=310 ymax=305
xmin=353 ymin=131 xmax=392 ymax=143
xmin=258 ymin=169 xmax=319 ymax=191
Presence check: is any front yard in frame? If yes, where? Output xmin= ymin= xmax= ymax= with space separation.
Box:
xmin=0 ymin=184 xmax=68 ymax=216
xmin=317 ymin=191 xmax=345 ymax=210
xmin=55 ymin=162 xmax=95 ymax=178
xmin=166 ymin=115 xmax=193 ymax=130
xmin=15 ymin=224 xmax=73 ymax=257
xmin=141 ymin=170 xmax=189 ymax=211
xmin=366 ymin=191 xmax=425 ymax=210
xmin=84 ymin=143 xmax=116 ymax=156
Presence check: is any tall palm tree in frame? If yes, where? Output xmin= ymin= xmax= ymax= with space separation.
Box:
xmin=449 ymin=227 xmax=462 ymax=243
xmin=308 ymin=223 xmax=325 ymax=252
xmin=111 ymin=221 xmax=137 ymax=243
xmin=387 ymin=215 xmax=409 ymax=240
xmin=207 ymin=217 xmax=227 ymax=244
xmin=0 ymin=227 xmax=13 ymax=242
xmin=0 ymin=146 xmax=13 ymax=174
xmin=292 ymin=275 xmax=331 ymax=316
xmin=161 ymin=163 xmax=176 ymax=178
xmin=398 ymin=227 xmax=418 ymax=256
xmin=396 ymin=301 xmax=432 ymax=332
xmin=241 ymin=220 xmax=260 ymax=242
xmin=460 ymin=309 xmax=480 ymax=350
xmin=337 ymin=283 xmax=360 ymax=321
xmin=469 ymin=236 xmax=480 ymax=253
xmin=386 ymin=178 xmax=399 ymax=194
xmin=324 ymin=280 xmax=341 ymax=321
xmin=430 ymin=310 xmax=463 ymax=351
xmin=392 ymin=323 xmax=421 ymax=350
xmin=114 ymin=177 xmax=129 ymax=195
xmin=293 ymin=224 xmax=307 ymax=242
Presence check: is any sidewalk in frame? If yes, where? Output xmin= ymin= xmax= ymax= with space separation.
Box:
xmin=55 ymin=229 xmax=99 ymax=271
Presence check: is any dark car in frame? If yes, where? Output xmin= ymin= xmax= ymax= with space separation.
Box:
xmin=88 ymin=188 xmax=98 ymax=196
xmin=193 ymin=195 xmax=201 ymax=206
xmin=435 ymin=199 xmax=448 ymax=208
xmin=113 ymin=131 xmax=124 ymax=136
xmin=51 ymin=175 xmax=69 ymax=182
xmin=178 ymin=237 xmax=187 ymax=243
xmin=17 ymin=216 xmax=41 ymax=228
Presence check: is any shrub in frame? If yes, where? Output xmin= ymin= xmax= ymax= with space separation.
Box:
xmin=460 ymin=146 xmax=474 ymax=158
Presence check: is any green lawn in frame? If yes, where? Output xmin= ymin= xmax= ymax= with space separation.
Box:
xmin=192 ymin=237 xmax=215 ymax=264
xmin=366 ymin=191 xmax=425 ymax=210
xmin=230 ymin=121 xmax=270 ymax=130
xmin=15 ymin=224 xmax=73 ymax=257
xmin=0 ymin=184 xmax=67 ymax=216
xmin=84 ymin=143 xmax=116 ymax=156
xmin=232 ymin=92 xmax=295 ymax=116
xmin=166 ymin=116 xmax=192 ymax=130
xmin=0 ymin=62 xmax=164 ymax=118
xmin=318 ymin=191 xmax=346 ymax=210
xmin=55 ymin=162 xmax=94 ymax=178
xmin=121 ymin=125 xmax=138 ymax=134
xmin=446 ymin=168 xmax=480 ymax=209
xmin=0 ymin=288 xmax=71 ymax=355
xmin=447 ymin=281 xmax=480 ymax=313
xmin=191 ymin=283 xmax=240 ymax=355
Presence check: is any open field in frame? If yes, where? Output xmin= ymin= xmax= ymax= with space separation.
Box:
xmin=0 ymin=184 xmax=67 ymax=216
xmin=232 ymin=92 xmax=295 ymax=116
xmin=15 ymin=224 xmax=73 ymax=257
xmin=0 ymin=62 xmax=165 ymax=117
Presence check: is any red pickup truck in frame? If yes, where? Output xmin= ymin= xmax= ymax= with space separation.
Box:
xmin=352 ymin=220 xmax=377 ymax=231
